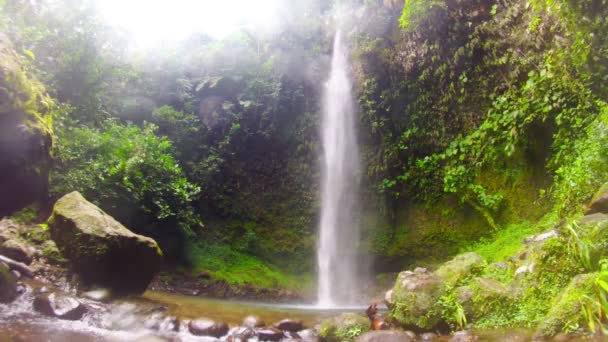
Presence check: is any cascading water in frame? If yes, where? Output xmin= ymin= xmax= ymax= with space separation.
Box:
xmin=317 ymin=29 xmax=360 ymax=307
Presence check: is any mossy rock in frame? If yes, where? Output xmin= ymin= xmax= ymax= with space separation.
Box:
xmin=0 ymin=263 xmax=17 ymax=303
xmin=319 ymin=313 xmax=370 ymax=342
xmin=585 ymin=183 xmax=608 ymax=215
xmin=389 ymin=268 xmax=445 ymax=329
xmin=48 ymin=191 xmax=162 ymax=295
xmin=464 ymin=277 xmax=515 ymax=320
xmin=535 ymin=273 xmax=597 ymax=338
xmin=0 ymin=33 xmax=53 ymax=216
xmin=435 ymin=252 xmax=486 ymax=285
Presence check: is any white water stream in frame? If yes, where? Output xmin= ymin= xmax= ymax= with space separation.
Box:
xmin=317 ymin=30 xmax=361 ymax=307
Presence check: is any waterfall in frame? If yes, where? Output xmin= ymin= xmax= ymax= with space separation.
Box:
xmin=317 ymin=30 xmax=360 ymax=307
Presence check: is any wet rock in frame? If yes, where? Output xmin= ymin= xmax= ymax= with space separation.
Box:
xmin=0 ymin=262 xmax=17 ymax=303
xmin=585 ymin=183 xmax=608 ymax=215
xmin=82 ymin=288 xmax=112 ymax=302
xmin=48 ymin=191 xmax=162 ymax=295
xmin=449 ymin=330 xmax=478 ymax=342
xmin=435 ymin=252 xmax=485 ymax=284
xmin=276 ymin=319 xmax=304 ymax=332
xmin=319 ymin=313 xmax=369 ymax=341
xmin=0 ymin=255 xmax=34 ymax=278
xmin=257 ymin=327 xmax=285 ymax=341
xmin=384 ymin=289 xmax=394 ymax=308
xmin=403 ymin=331 xmax=417 ymax=340
xmin=297 ymin=329 xmax=317 ymax=341
xmin=524 ymin=230 xmax=558 ymax=244
xmin=133 ymin=336 xmax=170 ymax=342
xmin=389 ymin=268 xmax=444 ymax=329
xmin=144 ymin=314 xmax=180 ymax=332
xmin=420 ymin=332 xmax=438 ymax=341
xmin=0 ymin=239 xmax=33 ymax=264
xmin=33 ymin=292 xmax=86 ymax=320
xmin=355 ymin=330 xmax=416 ymax=342
xmin=243 ymin=315 xmax=265 ymax=328
xmin=188 ymin=318 xmax=229 ymax=338
xmin=231 ymin=327 xmax=257 ymax=340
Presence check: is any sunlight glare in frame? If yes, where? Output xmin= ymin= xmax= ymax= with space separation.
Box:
xmin=95 ymin=0 xmax=280 ymax=47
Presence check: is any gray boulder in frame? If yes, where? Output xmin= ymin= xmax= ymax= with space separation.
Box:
xmin=48 ymin=191 xmax=162 ymax=295
xmin=435 ymin=252 xmax=485 ymax=284
xmin=389 ymin=268 xmax=444 ymax=329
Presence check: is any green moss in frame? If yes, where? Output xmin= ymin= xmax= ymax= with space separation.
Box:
xmin=463 ymin=221 xmax=538 ymax=263
xmin=9 ymin=205 xmax=38 ymax=224
xmin=186 ymin=242 xmax=310 ymax=291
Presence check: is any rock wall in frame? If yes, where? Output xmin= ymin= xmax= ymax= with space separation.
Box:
xmin=0 ymin=34 xmax=53 ymax=217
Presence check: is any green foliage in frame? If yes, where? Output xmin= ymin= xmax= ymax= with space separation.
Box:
xmin=551 ymin=102 xmax=608 ymax=216
xmin=50 ymin=120 xmax=201 ymax=236
xmin=9 ymin=205 xmax=38 ymax=224
xmin=438 ymin=286 xmax=468 ymax=330
xmin=464 ymin=221 xmax=538 ymax=263
xmin=399 ymin=0 xmax=445 ymax=30
xmin=582 ymin=261 xmax=608 ymax=334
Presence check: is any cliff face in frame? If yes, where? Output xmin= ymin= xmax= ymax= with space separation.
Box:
xmin=0 ymin=33 xmax=53 ymax=216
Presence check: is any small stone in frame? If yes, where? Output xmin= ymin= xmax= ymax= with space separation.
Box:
xmin=275 ymin=319 xmax=304 ymax=332
xmin=188 ymin=319 xmax=229 ymax=338
xmin=243 ymin=315 xmax=265 ymax=328
xmin=33 ymin=293 xmax=87 ymax=320
xmin=421 ymin=332 xmax=438 ymax=341
xmin=233 ymin=327 xmax=257 ymax=340
xmin=11 ymin=270 xmax=20 ymax=279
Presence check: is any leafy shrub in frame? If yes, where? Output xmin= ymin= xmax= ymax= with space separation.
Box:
xmin=50 ymin=120 xmax=201 ymax=236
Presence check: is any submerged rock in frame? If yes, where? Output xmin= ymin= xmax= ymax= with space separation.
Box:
xmin=355 ymin=330 xmax=415 ymax=342
xmin=449 ymin=330 xmax=478 ymax=342
xmin=33 ymin=292 xmax=86 ymax=320
xmin=0 ymin=262 xmax=17 ymax=303
xmin=256 ymin=327 xmax=285 ymax=341
xmin=319 ymin=313 xmax=369 ymax=342
xmin=188 ymin=318 xmax=229 ymax=338
xmin=435 ymin=252 xmax=485 ymax=284
xmin=275 ymin=319 xmax=304 ymax=332
xmin=389 ymin=268 xmax=444 ymax=329
xmin=420 ymin=332 xmax=438 ymax=341
xmin=48 ymin=191 xmax=162 ymax=295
